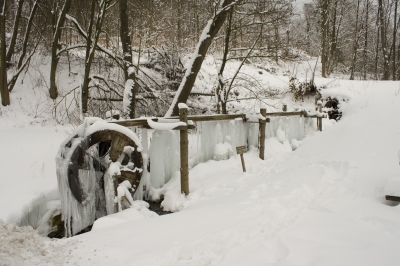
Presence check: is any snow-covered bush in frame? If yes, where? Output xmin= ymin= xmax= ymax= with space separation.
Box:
xmin=289 ymin=77 xmax=320 ymax=102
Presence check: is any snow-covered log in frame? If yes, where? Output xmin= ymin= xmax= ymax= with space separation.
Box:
xmin=165 ymin=0 xmax=237 ymax=117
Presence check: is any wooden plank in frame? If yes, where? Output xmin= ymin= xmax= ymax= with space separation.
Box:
xmin=187 ymin=114 xmax=246 ymax=122
xmin=265 ymin=111 xmax=306 ymax=117
xmin=385 ymin=195 xmax=400 ymax=202
xmin=179 ymin=106 xmax=189 ymax=196
xmin=141 ymin=124 xmax=196 ymax=130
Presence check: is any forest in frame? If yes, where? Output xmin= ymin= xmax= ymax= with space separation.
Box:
xmin=0 ymin=0 xmax=399 ymax=121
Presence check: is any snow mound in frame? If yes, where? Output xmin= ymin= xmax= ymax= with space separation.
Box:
xmin=0 ymin=220 xmax=65 ymax=265
xmin=92 ymin=201 xmax=158 ymax=231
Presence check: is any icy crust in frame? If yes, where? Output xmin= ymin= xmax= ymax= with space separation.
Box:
xmin=56 ymin=117 xmax=142 ymax=236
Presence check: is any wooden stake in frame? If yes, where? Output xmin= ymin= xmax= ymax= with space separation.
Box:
xmin=179 ymin=105 xmax=189 ymax=195
xmin=236 ymin=146 xmax=247 ymax=172
xmin=240 ymin=154 xmax=246 ymax=172
xmin=259 ymin=107 xmax=267 ymax=160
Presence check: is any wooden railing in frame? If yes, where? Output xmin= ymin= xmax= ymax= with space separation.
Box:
xmin=108 ymin=104 xmax=326 ymax=195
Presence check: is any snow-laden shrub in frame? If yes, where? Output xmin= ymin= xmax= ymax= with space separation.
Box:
xmin=289 ymin=77 xmax=320 ymax=102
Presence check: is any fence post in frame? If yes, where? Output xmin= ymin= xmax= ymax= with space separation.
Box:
xmin=317 ymin=101 xmax=322 ymax=131
xmin=179 ymin=104 xmax=189 ymax=195
xmin=259 ymin=107 xmax=267 ymax=160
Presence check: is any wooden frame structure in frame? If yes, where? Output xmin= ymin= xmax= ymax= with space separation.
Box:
xmin=108 ymin=104 xmax=326 ymax=195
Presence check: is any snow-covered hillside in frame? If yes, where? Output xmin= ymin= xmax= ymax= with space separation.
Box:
xmin=1 ymin=77 xmax=400 ymax=265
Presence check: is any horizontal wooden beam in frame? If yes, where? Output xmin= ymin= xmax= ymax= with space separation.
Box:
xmin=187 ymin=114 xmax=246 ymax=122
xmin=265 ymin=111 xmax=306 ymax=117
xmin=386 ymin=195 xmax=400 ymax=202
xmin=109 ymin=112 xmax=326 ymax=128
xmin=141 ymin=124 xmax=196 ymax=130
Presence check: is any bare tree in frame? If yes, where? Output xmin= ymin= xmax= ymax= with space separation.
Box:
xmin=50 ymin=0 xmax=72 ymax=99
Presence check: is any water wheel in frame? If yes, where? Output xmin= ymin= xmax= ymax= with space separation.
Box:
xmin=56 ymin=119 xmax=143 ymax=236
xmin=65 ymin=129 xmax=143 ymax=204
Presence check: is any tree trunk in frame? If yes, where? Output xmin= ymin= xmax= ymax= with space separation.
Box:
xmin=363 ymin=0 xmax=369 ymax=80
xmin=0 ymin=0 xmax=9 ymax=106
xmin=392 ymin=0 xmax=398 ymax=80
xmin=327 ymin=0 xmax=338 ymax=75
xmin=50 ymin=0 xmax=72 ymax=99
xmin=6 ymin=0 xmax=24 ymax=64
xmin=349 ymin=0 xmax=360 ymax=80
xmin=119 ymin=0 xmax=136 ymax=119
xmin=378 ymin=0 xmax=389 ymax=80
xmin=320 ymin=0 xmax=329 ymax=78
xmin=217 ymin=7 xmax=233 ymax=115
xmin=165 ymin=0 xmax=236 ymax=117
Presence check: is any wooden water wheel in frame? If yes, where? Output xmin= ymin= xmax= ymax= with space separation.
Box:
xmin=56 ymin=119 xmax=145 ymax=236
xmin=63 ymin=129 xmax=143 ymax=204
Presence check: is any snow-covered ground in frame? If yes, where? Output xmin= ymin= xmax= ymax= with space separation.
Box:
xmin=1 ymin=57 xmax=400 ymax=265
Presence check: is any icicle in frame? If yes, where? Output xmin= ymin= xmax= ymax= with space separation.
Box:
xmin=149 ymin=130 xmax=180 ymax=188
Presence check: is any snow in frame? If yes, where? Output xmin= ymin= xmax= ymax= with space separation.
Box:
xmin=116 ymin=181 xmax=134 ymax=212
xmin=178 ymin=103 xmax=188 ymax=109
xmin=147 ymin=118 xmax=186 ymax=130
xmin=92 ymin=201 xmax=158 ymax=231
xmin=384 ymin=177 xmax=400 ymax=196
xmin=54 ymin=80 xmax=399 ymax=265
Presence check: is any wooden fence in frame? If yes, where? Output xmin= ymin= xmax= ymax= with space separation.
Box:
xmin=109 ymin=104 xmax=326 ymax=195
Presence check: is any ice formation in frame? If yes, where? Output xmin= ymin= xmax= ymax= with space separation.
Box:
xmin=146 ymin=114 xmax=316 ymax=190
xmin=117 ymin=180 xmax=135 ymax=212
xmin=149 ymin=130 xmax=180 ymax=189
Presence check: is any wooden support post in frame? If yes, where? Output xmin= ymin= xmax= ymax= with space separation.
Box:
xmin=259 ymin=107 xmax=267 ymax=160
xmin=179 ymin=104 xmax=189 ymax=196
xmin=236 ymin=146 xmax=247 ymax=172
xmin=317 ymin=101 xmax=322 ymax=131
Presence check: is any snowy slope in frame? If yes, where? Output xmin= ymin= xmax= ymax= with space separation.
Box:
xmin=0 ymin=98 xmax=67 ymax=225
xmin=0 ymin=79 xmax=396 ymax=265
